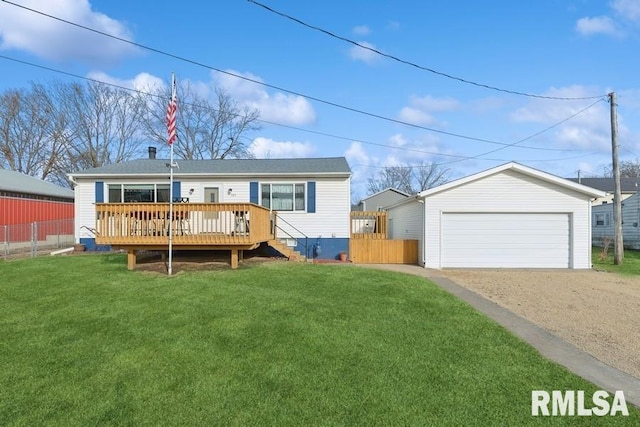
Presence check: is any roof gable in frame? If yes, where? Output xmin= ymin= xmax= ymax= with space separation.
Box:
xmin=362 ymin=187 xmax=411 ymax=201
xmin=418 ymin=162 xmax=605 ymax=199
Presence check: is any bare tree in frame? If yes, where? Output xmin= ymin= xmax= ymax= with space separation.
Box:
xmin=366 ymin=161 xmax=449 ymax=195
xmin=603 ymin=159 xmax=640 ymax=178
xmin=0 ymin=84 xmax=68 ymax=182
xmin=56 ymin=81 xmax=147 ymax=171
xmin=142 ymin=82 xmax=260 ymax=159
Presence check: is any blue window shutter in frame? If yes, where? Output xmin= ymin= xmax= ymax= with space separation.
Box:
xmin=172 ymin=181 xmax=181 ymax=202
xmin=250 ymin=181 xmax=259 ymax=204
xmin=307 ymin=181 xmax=316 ymax=213
xmin=95 ymin=181 xmax=104 ymax=203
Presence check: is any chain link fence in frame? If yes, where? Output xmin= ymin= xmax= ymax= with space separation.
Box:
xmin=1 ymin=219 xmax=75 ymax=258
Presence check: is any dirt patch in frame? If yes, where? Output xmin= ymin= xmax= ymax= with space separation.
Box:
xmin=131 ymin=250 xmax=289 ymax=274
xmin=439 ymin=269 xmax=640 ymax=380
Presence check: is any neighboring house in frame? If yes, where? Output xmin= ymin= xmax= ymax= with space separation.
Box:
xmin=591 ymin=191 xmax=640 ymax=249
xmin=352 ymin=188 xmax=411 ymax=211
xmin=566 ymin=177 xmax=639 ymax=205
xmin=0 ymin=169 xmax=74 ymax=242
xmin=67 ymin=153 xmax=351 ymax=260
xmin=386 ymin=162 xmax=605 ymax=269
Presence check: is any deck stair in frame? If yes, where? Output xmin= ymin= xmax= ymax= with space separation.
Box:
xmin=267 ymin=239 xmax=306 ymax=262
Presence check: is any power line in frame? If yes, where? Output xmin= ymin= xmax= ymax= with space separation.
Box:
xmin=247 ymin=0 xmax=606 ymax=101
xmin=353 ymin=151 xmax=600 ymax=169
xmin=0 ymin=0 xmax=600 ymax=152
xmin=439 ymin=97 xmax=607 ymax=166
xmin=0 ymin=53 xmax=605 ymax=171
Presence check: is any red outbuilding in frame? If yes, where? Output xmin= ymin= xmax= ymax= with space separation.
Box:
xmin=0 ymin=169 xmax=74 ymax=243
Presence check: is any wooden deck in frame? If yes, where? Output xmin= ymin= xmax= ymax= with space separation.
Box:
xmin=350 ymin=211 xmax=387 ymax=239
xmin=94 ymin=202 xmax=276 ymax=269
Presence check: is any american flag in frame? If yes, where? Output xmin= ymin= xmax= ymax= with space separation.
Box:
xmin=166 ymin=75 xmax=177 ymax=145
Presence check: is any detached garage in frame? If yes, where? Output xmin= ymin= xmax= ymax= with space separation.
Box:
xmin=387 ymin=162 xmax=605 ymax=269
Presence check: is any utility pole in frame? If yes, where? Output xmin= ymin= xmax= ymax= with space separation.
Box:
xmin=610 ymin=92 xmax=624 ymax=264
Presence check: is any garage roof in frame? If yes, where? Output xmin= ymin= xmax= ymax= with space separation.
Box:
xmin=418 ymin=162 xmax=606 ymax=199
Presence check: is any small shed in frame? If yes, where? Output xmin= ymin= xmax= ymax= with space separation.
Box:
xmin=387 ymin=162 xmax=605 ymax=269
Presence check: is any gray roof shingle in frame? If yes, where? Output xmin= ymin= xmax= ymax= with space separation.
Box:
xmin=566 ymin=177 xmax=640 ymax=193
xmin=70 ymin=157 xmax=351 ymax=177
xmin=0 ymin=169 xmax=74 ymax=199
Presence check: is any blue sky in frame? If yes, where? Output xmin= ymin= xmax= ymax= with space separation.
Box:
xmin=1 ymin=0 xmax=640 ymax=198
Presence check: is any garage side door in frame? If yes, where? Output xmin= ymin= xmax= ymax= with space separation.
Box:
xmin=441 ymin=213 xmax=570 ymax=268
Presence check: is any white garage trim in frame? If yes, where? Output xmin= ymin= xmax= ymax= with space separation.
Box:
xmin=440 ymin=212 xmax=572 ymax=268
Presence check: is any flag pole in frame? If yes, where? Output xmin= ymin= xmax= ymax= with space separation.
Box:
xmin=167 ymin=72 xmax=177 ymax=275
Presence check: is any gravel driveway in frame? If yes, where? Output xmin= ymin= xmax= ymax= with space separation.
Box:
xmin=439 ymin=269 xmax=640 ymax=380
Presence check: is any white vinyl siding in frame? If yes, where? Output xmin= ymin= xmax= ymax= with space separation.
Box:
xmin=362 ymin=190 xmax=409 ymax=211
xmin=441 ymin=213 xmax=570 ymax=268
xmin=620 ymin=194 xmax=640 ymax=249
xmin=592 ymin=192 xmax=640 ymax=249
xmin=387 ymin=199 xmax=425 ymax=265
xmin=424 ymin=170 xmax=593 ymax=269
xmin=74 ymin=180 xmax=98 ymax=242
xmin=73 ymin=176 xmax=351 ymax=243
xmin=275 ymin=178 xmax=350 ymax=239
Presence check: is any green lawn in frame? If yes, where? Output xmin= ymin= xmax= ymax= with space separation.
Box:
xmin=593 ymin=246 xmax=640 ymax=275
xmin=1 ymin=254 xmax=638 ymax=426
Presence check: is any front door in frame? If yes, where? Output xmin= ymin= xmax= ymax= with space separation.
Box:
xmin=204 ymin=187 xmax=219 ymax=220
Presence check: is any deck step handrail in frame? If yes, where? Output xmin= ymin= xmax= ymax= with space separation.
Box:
xmin=273 ymin=214 xmax=309 ymax=258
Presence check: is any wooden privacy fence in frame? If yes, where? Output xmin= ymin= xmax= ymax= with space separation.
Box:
xmin=349 ymin=239 xmax=419 ymax=264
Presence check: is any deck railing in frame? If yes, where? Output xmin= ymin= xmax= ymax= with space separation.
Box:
xmin=350 ymin=211 xmax=388 ymax=239
xmin=95 ymin=203 xmax=276 ymax=246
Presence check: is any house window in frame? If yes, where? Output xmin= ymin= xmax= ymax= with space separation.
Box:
xmin=108 ymin=184 xmax=171 ymax=203
xmin=260 ymin=183 xmax=305 ymax=211
xmin=595 ymin=213 xmax=605 ymax=226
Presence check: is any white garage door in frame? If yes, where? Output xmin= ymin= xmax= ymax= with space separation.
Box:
xmin=441 ymin=213 xmax=570 ymax=268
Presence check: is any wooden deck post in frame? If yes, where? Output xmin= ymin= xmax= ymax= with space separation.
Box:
xmin=127 ymin=250 xmax=137 ymax=270
xmin=239 ymin=250 xmax=244 ymax=263
xmin=230 ymin=249 xmax=239 ymax=269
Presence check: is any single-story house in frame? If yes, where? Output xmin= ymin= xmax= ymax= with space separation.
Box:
xmin=386 ymin=162 xmax=605 ymax=269
xmin=591 ymin=190 xmax=640 ymax=249
xmin=0 ymin=169 xmax=74 ymax=243
xmin=566 ymin=177 xmax=639 ymax=205
xmin=67 ymin=152 xmax=351 ymax=261
xmin=352 ymin=187 xmax=410 ymax=212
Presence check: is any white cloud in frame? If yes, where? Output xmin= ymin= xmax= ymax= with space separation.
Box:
xmin=214 ymin=69 xmax=316 ymax=125
xmin=0 ymin=0 xmax=138 ymax=64
xmin=352 ymin=25 xmax=370 ymax=36
xmin=575 ymin=16 xmax=620 ymax=36
xmin=409 ymin=95 xmax=460 ymax=112
xmin=388 ymin=134 xmax=408 ymax=148
xmin=386 ymin=21 xmax=400 ymax=31
xmin=249 ymin=137 xmax=315 ymax=159
xmin=86 ymin=71 xmax=163 ymax=93
xmin=397 ymin=107 xmax=436 ymax=125
xmin=344 ymin=141 xmax=372 ymax=196
xmin=511 ymin=86 xmax=612 ymax=151
xmin=345 ymin=141 xmax=370 ymax=166
xmin=348 ymin=41 xmax=380 ymax=64
xmin=577 ymin=161 xmax=595 ymax=175
xmin=613 ymin=0 xmax=640 ymax=21
xmin=397 ymin=94 xmax=460 ymax=125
